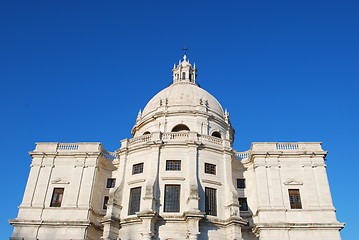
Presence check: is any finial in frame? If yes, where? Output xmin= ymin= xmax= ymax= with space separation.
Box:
xmin=182 ymin=47 xmax=189 ymax=61
xmin=136 ymin=109 xmax=142 ymax=121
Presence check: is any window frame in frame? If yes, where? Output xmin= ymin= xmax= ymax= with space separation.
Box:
xmin=237 ymin=179 xmax=246 ymax=189
xmin=166 ymin=160 xmax=181 ymax=171
xmin=238 ymin=197 xmax=248 ymax=211
xmin=50 ymin=188 xmax=64 ymax=207
xmin=205 ymin=163 xmax=216 ymax=175
xmin=103 ymin=196 xmax=109 ymax=210
xmin=106 ymin=178 xmax=116 ymax=188
xmin=205 ymin=187 xmax=217 ymax=216
xmin=164 ymin=184 xmax=181 ymax=212
xmin=288 ymin=189 xmax=302 ymax=209
xmin=132 ymin=163 xmax=144 ymax=175
xmin=128 ymin=187 xmax=142 ymax=215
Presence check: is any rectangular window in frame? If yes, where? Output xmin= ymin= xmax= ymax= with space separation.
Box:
xmin=128 ymin=187 xmax=141 ymax=215
xmin=106 ymin=178 xmax=116 ymax=188
xmin=205 ymin=187 xmax=217 ymax=216
xmin=50 ymin=188 xmax=64 ymax=207
xmin=238 ymin=197 xmax=248 ymax=211
xmin=205 ymin=163 xmax=216 ymax=175
xmin=103 ymin=196 xmax=109 ymax=210
xmin=288 ymin=189 xmax=302 ymax=209
xmin=237 ymin=179 xmax=246 ymax=189
xmin=166 ymin=160 xmax=181 ymax=171
xmin=164 ymin=185 xmax=180 ymax=212
xmin=132 ymin=163 xmax=144 ymax=175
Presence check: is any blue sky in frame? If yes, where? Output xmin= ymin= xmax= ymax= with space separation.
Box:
xmin=1 ymin=0 xmax=358 ymax=238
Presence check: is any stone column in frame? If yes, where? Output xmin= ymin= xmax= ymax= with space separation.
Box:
xmin=301 ymin=157 xmax=320 ymax=208
xmin=268 ymin=157 xmax=285 ymax=210
xmin=185 ymin=212 xmax=203 ymax=240
xmin=66 ymin=155 xmax=87 ymax=207
xmin=138 ymin=211 xmax=157 ymax=240
xmin=32 ymin=155 xmax=55 ymax=208
xmin=20 ymin=155 xmax=44 ymax=207
xmin=225 ymin=221 xmax=244 ymax=240
xmin=186 ymin=143 xmax=200 ymax=211
xmin=222 ymin=150 xmax=240 ymax=217
xmin=142 ymin=139 xmax=161 ymax=212
xmin=78 ymin=157 xmax=98 ymax=208
xmin=253 ymin=157 xmax=271 ymax=209
xmin=101 ymin=150 xmax=126 ymax=240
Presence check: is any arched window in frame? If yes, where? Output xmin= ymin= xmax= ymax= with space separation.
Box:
xmin=143 ymin=131 xmax=150 ymax=135
xmin=182 ymin=72 xmax=186 ymax=79
xmin=211 ymin=131 xmax=221 ymax=138
xmin=171 ymin=124 xmax=190 ymax=132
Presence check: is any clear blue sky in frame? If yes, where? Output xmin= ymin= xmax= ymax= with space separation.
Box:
xmin=1 ymin=0 xmax=358 ymax=238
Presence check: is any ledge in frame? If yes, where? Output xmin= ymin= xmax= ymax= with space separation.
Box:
xmin=201 ymin=179 xmax=222 ymax=186
xmin=127 ymin=179 xmax=146 ymax=185
xmin=162 ymin=177 xmax=185 ymax=181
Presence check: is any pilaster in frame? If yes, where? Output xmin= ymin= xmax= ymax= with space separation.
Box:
xmin=142 ymin=135 xmax=161 ymax=212
xmin=186 ymin=143 xmax=200 ymax=211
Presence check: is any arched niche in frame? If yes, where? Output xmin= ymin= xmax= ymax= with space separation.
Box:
xmin=143 ymin=131 xmax=150 ymax=135
xmin=171 ymin=124 xmax=190 ymax=132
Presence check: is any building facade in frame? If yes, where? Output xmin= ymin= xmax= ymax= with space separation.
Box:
xmin=10 ymin=55 xmax=344 ymax=240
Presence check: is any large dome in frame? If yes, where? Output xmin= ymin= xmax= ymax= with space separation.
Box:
xmin=142 ymin=82 xmax=225 ymax=118
xmin=132 ymin=55 xmax=232 ymax=137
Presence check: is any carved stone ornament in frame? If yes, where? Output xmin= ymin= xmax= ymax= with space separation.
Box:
xmin=51 ymin=178 xmax=70 ymax=184
xmin=284 ymin=179 xmax=303 ymax=185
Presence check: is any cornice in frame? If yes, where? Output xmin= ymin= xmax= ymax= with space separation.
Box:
xmin=253 ymin=222 xmax=345 ymax=233
xmin=29 ymin=151 xmax=102 ymax=158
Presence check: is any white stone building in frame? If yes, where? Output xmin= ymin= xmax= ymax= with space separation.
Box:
xmin=10 ymin=55 xmax=344 ymax=240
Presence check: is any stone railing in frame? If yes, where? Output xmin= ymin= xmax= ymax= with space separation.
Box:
xmin=162 ymin=132 xmax=190 ymax=140
xmin=251 ymin=142 xmax=323 ymax=152
xmin=33 ymin=142 xmax=115 ymax=155
xmin=57 ymin=143 xmax=79 ymax=151
xmin=101 ymin=151 xmax=117 ymax=160
xmin=125 ymin=132 xmax=227 ymax=148
xmin=234 ymin=142 xmax=324 ymax=160
xmin=128 ymin=134 xmax=152 ymax=145
xmin=236 ymin=151 xmax=250 ymax=160
xmin=200 ymin=135 xmax=223 ymax=145
xmin=276 ymin=143 xmax=299 ymax=150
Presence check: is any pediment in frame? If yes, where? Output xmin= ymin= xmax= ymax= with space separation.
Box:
xmin=284 ymin=179 xmax=303 ymax=185
xmin=51 ymin=178 xmax=70 ymax=184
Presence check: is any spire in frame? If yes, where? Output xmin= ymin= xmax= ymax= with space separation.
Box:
xmin=172 ymin=52 xmax=197 ymax=84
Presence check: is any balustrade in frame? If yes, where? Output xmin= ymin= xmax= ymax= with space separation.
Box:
xmin=276 ymin=143 xmax=299 ymax=150
xmin=101 ymin=151 xmax=117 ymax=160
xmin=200 ymin=135 xmax=223 ymax=145
xmin=57 ymin=144 xmax=79 ymax=151
xmin=162 ymin=132 xmax=190 ymax=140
xmin=127 ymin=132 xmax=227 ymax=147
xmin=236 ymin=151 xmax=250 ymax=159
xmin=128 ymin=134 xmax=152 ymax=145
